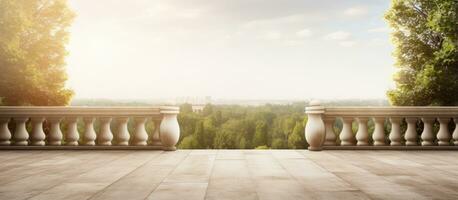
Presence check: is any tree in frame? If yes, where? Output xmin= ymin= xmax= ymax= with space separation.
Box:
xmin=193 ymin=121 xmax=206 ymax=148
xmin=253 ymin=121 xmax=268 ymax=147
xmin=0 ymin=0 xmax=76 ymax=106
xmin=288 ymin=122 xmax=306 ymax=149
xmin=179 ymin=135 xmax=198 ymax=149
xmin=385 ymin=0 xmax=458 ymax=106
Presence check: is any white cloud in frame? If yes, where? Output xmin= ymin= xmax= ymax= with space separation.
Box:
xmin=367 ymin=27 xmax=390 ymax=33
xmin=296 ymin=29 xmax=312 ymax=38
xmin=344 ymin=6 xmax=369 ymax=17
xmin=339 ymin=40 xmax=357 ymax=47
xmin=324 ymin=31 xmax=351 ymax=40
xmin=259 ymin=31 xmax=282 ymax=40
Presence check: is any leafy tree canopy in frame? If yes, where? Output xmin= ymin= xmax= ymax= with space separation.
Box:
xmin=0 ymin=0 xmax=75 ymax=105
xmin=386 ymin=0 xmax=458 ymax=106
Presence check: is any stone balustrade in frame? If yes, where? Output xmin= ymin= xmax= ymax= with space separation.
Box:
xmin=0 ymin=106 xmax=180 ymax=150
xmin=305 ymin=101 xmax=458 ymax=151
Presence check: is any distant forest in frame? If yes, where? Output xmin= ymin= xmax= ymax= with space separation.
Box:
xmin=178 ymin=103 xmax=307 ymax=149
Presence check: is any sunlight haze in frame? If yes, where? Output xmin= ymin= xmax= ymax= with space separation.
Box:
xmin=66 ymin=0 xmax=394 ymax=100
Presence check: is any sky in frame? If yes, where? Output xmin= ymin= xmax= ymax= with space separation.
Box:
xmin=66 ymin=0 xmax=395 ymax=100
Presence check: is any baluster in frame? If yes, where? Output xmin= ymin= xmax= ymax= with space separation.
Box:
xmin=66 ymin=117 xmax=79 ymax=146
xmin=98 ymin=117 xmax=113 ymax=145
xmin=453 ymin=118 xmax=458 ymax=145
xmin=437 ymin=118 xmax=451 ymax=146
xmin=13 ymin=117 xmax=29 ymax=145
xmin=339 ymin=117 xmax=355 ymax=146
xmin=389 ymin=117 xmax=402 ymax=146
xmin=160 ymin=112 xmax=180 ymax=151
xmin=47 ymin=117 xmax=63 ymax=145
xmin=116 ymin=117 xmax=130 ymax=146
xmin=150 ymin=119 xmax=162 ymax=147
xmin=30 ymin=117 xmax=45 ymax=146
xmin=405 ymin=118 xmax=418 ymax=145
xmin=132 ymin=117 xmax=148 ymax=146
xmin=0 ymin=118 xmax=11 ymax=145
xmin=372 ymin=117 xmax=386 ymax=146
xmin=323 ymin=117 xmax=336 ymax=146
xmin=421 ymin=117 xmax=435 ymax=146
xmin=355 ymin=117 xmax=369 ymax=146
xmin=82 ymin=117 xmax=96 ymax=145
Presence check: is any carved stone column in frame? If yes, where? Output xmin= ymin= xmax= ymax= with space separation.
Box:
xmin=372 ymin=117 xmax=386 ymax=146
xmin=47 ymin=117 xmax=63 ymax=145
xmin=132 ymin=117 xmax=148 ymax=146
xmin=0 ymin=118 xmax=11 ymax=145
xmin=356 ymin=117 xmax=369 ymax=146
xmin=13 ymin=117 xmax=29 ymax=146
xmin=66 ymin=117 xmax=79 ymax=146
xmin=98 ymin=117 xmax=113 ymax=145
xmin=405 ymin=118 xmax=418 ymax=146
xmin=82 ymin=117 xmax=96 ymax=145
xmin=421 ymin=117 xmax=435 ymax=146
xmin=340 ymin=117 xmax=355 ymax=146
xmin=453 ymin=118 xmax=458 ymax=145
xmin=305 ymin=101 xmax=325 ymax=151
xmin=116 ymin=117 xmax=130 ymax=146
xmin=437 ymin=118 xmax=451 ymax=146
xmin=30 ymin=117 xmax=46 ymax=146
xmin=150 ymin=119 xmax=163 ymax=147
xmin=389 ymin=117 xmax=402 ymax=146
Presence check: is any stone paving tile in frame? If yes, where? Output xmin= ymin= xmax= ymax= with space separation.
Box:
xmin=0 ymin=150 xmax=457 ymax=200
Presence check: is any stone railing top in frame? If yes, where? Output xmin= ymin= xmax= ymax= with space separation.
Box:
xmin=0 ymin=106 xmax=179 ymax=118
xmin=306 ymin=105 xmax=458 ymax=118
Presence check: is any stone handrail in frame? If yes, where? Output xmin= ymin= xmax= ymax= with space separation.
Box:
xmin=305 ymin=101 xmax=458 ymax=151
xmin=0 ymin=106 xmax=180 ymax=150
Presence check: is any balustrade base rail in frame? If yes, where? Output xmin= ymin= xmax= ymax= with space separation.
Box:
xmin=0 ymin=145 xmax=167 ymax=150
xmin=0 ymin=106 xmax=181 ymax=151
xmin=305 ymin=101 xmax=458 ymax=151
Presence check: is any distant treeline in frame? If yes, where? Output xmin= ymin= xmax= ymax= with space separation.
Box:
xmin=177 ymin=103 xmax=308 ymax=149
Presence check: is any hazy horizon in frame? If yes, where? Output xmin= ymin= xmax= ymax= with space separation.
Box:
xmin=67 ymin=0 xmax=394 ymax=100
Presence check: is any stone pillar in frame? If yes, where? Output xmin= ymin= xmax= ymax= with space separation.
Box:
xmin=437 ymin=118 xmax=451 ymax=146
xmin=339 ymin=117 xmax=355 ymax=146
xmin=305 ymin=101 xmax=325 ymax=151
xmin=421 ymin=117 xmax=435 ymax=146
xmin=389 ymin=117 xmax=402 ymax=146
xmin=453 ymin=118 xmax=458 ymax=145
xmin=405 ymin=118 xmax=418 ymax=146
xmin=132 ymin=117 xmax=148 ymax=146
xmin=150 ymin=119 xmax=163 ymax=147
xmin=30 ymin=117 xmax=46 ymax=146
xmin=98 ymin=117 xmax=113 ymax=145
xmin=0 ymin=118 xmax=11 ymax=145
xmin=160 ymin=113 xmax=180 ymax=151
xmin=372 ymin=117 xmax=386 ymax=146
xmin=82 ymin=117 xmax=96 ymax=145
xmin=355 ymin=117 xmax=369 ymax=146
xmin=47 ymin=117 xmax=63 ymax=145
xmin=13 ymin=117 xmax=29 ymax=146
xmin=66 ymin=117 xmax=79 ymax=146
xmin=116 ymin=117 xmax=130 ymax=146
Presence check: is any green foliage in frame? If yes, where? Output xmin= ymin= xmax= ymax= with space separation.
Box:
xmin=385 ymin=0 xmax=458 ymax=106
xmin=255 ymin=145 xmax=269 ymax=149
xmin=287 ymin=122 xmax=306 ymax=149
xmin=0 ymin=0 xmax=75 ymax=106
xmin=178 ymin=103 xmax=307 ymax=149
xmin=253 ymin=121 xmax=268 ymax=147
xmin=179 ymin=135 xmax=198 ymax=149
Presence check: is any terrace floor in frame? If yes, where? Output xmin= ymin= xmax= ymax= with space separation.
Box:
xmin=0 ymin=150 xmax=457 ymax=200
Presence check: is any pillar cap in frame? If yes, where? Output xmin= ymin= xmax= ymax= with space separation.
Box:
xmin=305 ymin=100 xmax=325 ymax=114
